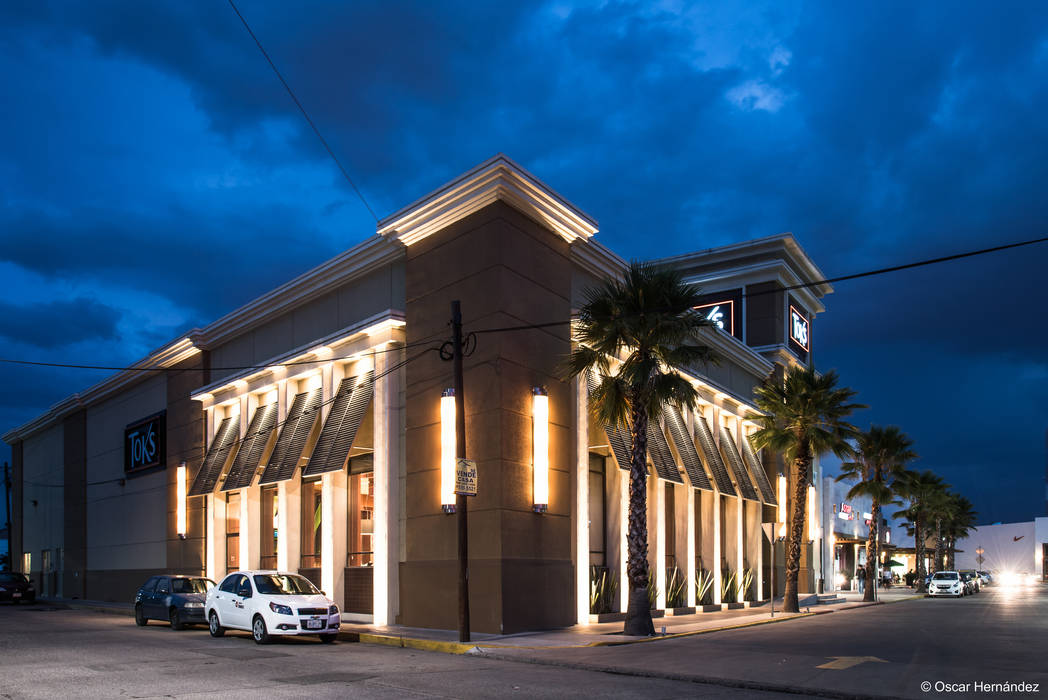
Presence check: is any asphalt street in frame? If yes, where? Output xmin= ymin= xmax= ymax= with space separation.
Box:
xmin=0 ymin=602 xmax=788 ymax=700
xmin=491 ymin=584 xmax=1048 ymax=699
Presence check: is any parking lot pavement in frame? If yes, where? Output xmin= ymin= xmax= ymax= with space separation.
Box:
xmin=486 ymin=585 xmax=1048 ymax=699
xmin=0 ymin=602 xmax=798 ymax=699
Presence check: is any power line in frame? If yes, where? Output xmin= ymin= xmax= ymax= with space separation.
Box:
xmin=226 ymin=0 xmax=378 ymax=221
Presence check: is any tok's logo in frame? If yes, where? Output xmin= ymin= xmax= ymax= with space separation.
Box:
xmin=705 ymin=305 xmax=725 ymax=330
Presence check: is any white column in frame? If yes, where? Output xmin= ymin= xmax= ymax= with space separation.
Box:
xmin=206 ymin=493 xmax=224 ymax=581
xmin=655 ymin=480 xmax=666 ymax=610
xmin=575 ymin=375 xmax=590 ymax=624
xmin=707 ymin=406 xmax=723 ymax=605
xmin=619 ymin=469 xmax=629 ymax=613
xmin=372 ymin=345 xmax=401 ymax=626
xmin=686 ymin=486 xmax=696 ymax=607
xmin=321 ymin=470 xmax=348 ymax=602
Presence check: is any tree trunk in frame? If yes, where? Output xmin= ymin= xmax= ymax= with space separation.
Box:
xmin=934 ymin=519 xmax=944 ymax=574
xmin=782 ymin=440 xmax=811 ymax=613
xmin=914 ymin=516 xmax=927 ymax=593
xmin=623 ymin=397 xmax=654 ymax=637
xmin=947 ymin=537 xmax=956 ymax=570
xmin=864 ymin=501 xmax=878 ymax=602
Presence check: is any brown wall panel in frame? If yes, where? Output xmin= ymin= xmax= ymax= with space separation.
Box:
xmin=62 ymin=410 xmax=87 ymax=598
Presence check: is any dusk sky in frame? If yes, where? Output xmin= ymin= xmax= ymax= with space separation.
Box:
xmin=1 ymin=1 xmax=1046 ymax=525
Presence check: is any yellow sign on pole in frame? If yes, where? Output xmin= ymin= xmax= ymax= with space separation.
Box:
xmin=455 ymin=458 xmax=477 ymax=496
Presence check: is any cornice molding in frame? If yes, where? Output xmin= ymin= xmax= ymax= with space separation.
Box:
xmin=377 ymin=154 xmax=598 ymax=246
xmin=572 ymin=238 xmax=626 ymax=280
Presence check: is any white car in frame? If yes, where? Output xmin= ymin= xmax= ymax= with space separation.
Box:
xmin=927 ymin=571 xmax=964 ymax=598
xmin=205 ymin=571 xmax=340 ymax=644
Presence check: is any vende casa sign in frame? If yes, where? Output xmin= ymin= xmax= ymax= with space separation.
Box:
xmin=125 ymin=411 xmax=166 ymax=473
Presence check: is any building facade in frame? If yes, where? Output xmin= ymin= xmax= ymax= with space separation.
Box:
xmin=5 ymin=155 xmax=832 ymax=633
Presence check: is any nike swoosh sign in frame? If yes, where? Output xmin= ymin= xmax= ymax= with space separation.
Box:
xmin=1014 ymin=535 xmax=1025 ymax=541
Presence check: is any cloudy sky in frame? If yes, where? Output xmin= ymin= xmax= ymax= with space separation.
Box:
xmin=1 ymin=1 xmax=1046 ymax=525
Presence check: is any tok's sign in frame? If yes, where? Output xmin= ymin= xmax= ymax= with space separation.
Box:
xmin=789 ymin=305 xmax=810 ymax=352
xmin=454 ymin=458 xmax=477 ymax=496
xmin=125 ymin=412 xmax=166 ymax=473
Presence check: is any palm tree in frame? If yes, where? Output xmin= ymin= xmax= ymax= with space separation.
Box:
xmin=944 ymin=495 xmax=977 ymax=570
xmin=926 ymin=485 xmax=955 ymax=573
xmin=566 ymin=262 xmax=716 ymax=636
xmin=836 ymin=425 xmax=916 ymax=602
xmin=751 ymin=367 xmax=863 ymax=613
xmin=895 ymin=470 xmax=945 ymax=593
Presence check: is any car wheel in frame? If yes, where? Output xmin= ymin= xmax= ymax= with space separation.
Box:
xmin=208 ymin=611 xmax=225 ymax=637
xmin=135 ymin=604 xmax=147 ymax=626
xmin=169 ymin=608 xmax=184 ymax=631
xmin=252 ymin=615 xmax=270 ymax=645
xmin=319 ymin=634 xmax=337 ymax=644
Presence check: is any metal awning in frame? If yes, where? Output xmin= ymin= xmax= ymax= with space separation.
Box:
xmin=663 ymin=405 xmax=713 ymax=491
xmin=259 ymin=387 xmax=323 ymax=484
xmin=188 ymin=415 xmax=239 ymax=496
xmin=740 ymin=435 xmax=777 ymax=505
xmin=718 ymin=425 xmax=760 ymax=502
xmin=303 ymin=371 xmax=374 ymax=476
xmin=221 ymin=402 xmax=278 ymax=491
xmin=693 ymin=416 xmax=736 ymax=496
xmin=647 ymin=420 xmax=683 ymax=483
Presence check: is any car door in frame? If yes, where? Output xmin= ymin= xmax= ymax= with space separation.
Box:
xmin=227 ymin=575 xmax=253 ymax=629
xmin=151 ymin=577 xmax=171 ymax=618
xmin=212 ymin=575 xmax=241 ymax=628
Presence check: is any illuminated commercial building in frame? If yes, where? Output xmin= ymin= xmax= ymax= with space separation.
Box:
xmin=5 ymin=156 xmax=833 ymax=632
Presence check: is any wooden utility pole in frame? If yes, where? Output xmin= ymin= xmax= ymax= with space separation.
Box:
xmin=451 ymin=301 xmax=470 ymax=642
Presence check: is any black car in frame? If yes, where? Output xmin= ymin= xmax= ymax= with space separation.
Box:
xmin=0 ymin=572 xmax=36 ymax=604
xmin=134 ymin=575 xmax=216 ymax=629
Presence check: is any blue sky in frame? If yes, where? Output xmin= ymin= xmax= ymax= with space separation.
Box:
xmin=1 ymin=1 xmax=1046 ymax=525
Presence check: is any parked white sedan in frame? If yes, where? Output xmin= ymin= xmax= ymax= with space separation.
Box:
xmin=205 ymin=571 xmax=340 ymax=644
xmin=927 ymin=571 xmax=964 ymax=598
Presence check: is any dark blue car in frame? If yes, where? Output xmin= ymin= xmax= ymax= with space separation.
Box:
xmin=134 ymin=575 xmax=216 ymax=629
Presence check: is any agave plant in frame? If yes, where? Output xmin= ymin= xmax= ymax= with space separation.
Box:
xmin=738 ymin=567 xmax=754 ymax=602
xmin=696 ymin=568 xmax=714 ymax=605
xmin=646 ymin=568 xmax=660 ymax=610
xmin=666 ymin=567 xmax=688 ymax=609
xmin=721 ymin=567 xmax=737 ymax=604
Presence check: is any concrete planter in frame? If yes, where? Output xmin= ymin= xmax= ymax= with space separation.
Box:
xmin=665 ymin=606 xmax=696 ymax=616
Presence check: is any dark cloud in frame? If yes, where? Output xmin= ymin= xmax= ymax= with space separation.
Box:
xmin=0 ymin=297 xmax=120 ymax=348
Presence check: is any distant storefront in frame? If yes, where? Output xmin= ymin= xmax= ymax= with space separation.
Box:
xmin=5 ymin=155 xmax=835 ymax=633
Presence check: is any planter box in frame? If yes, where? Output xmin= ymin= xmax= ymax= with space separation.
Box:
xmin=696 ymin=603 xmax=721 ymax=612
xmin=723 ymin=602 xmax=747 ymax=610
xmin=587 ymin=609 xmax=665 ymax=624
xmin=665 ymin=606 xmax=696 ymax=616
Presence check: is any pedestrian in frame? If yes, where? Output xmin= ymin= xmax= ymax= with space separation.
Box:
xmin=857 ymin=565 xmax=867 ymax=594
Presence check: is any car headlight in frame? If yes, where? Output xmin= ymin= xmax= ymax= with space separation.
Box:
xmin=269 ymin=602 xmax=293 ymax=616
xmin=328 ymin=604 xmax=339 ymax=615
xmin=184 ymin=602 xmax=204 ymax=608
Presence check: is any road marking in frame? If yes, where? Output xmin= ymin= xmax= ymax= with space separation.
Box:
xmin=817 ymin=656 xmax=888 ymax=670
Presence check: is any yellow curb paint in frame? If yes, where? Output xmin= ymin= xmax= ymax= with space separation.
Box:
xmin=358 ymin=633 xmax=475 ymax=655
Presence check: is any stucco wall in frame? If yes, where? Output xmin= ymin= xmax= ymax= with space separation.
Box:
xmin=20 ymin=422 xmax=64 ymax=592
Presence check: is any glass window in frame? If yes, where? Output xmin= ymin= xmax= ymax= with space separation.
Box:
xmin=348 ymin=464 xmax=374 ymax=567
xmin=219 ymin=575 xmax=239 ymax=593
xmin=226 ymin=492 xmax=241 ymax=572
xmin=664 ymin=483 xmax=676 ymax=570
xmin=260 ymin=486 xmax=278 ymax=569
xmin=588 ymin=454 xmax=606 ymax=567
xmin=140 ymin=576 xmax=159 ymax=593
xmin=301 ymin=479 xmax=323 ymax=568
xmin=235 ymin=575 xmax=252 ymax=598
xmin=253 ymin=573 xmax=320 ymax=596
xmin=156 ymin=577 xmax=170 ymax=594
xmin=171 ymin=578 xmax=213 ymax=594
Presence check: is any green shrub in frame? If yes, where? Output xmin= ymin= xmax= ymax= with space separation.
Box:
xmin=666 ymin=567 xmax=688 ymax=609
xmin=589 ymin=565 xmax=618 ymax=614
xmin=695 ymin=568 xmax=714 ymax=605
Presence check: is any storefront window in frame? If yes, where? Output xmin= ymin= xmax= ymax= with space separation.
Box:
xmin=301 ymin=479 xmax=323 ymax=568
xmin=664 ymin=482 xmax=676 ymax=571
xmin=588 ymin=453 xmax=606 ymax=567
xmin=348 ymin=459 xmax=374 ymax=566
xmin=260 ymin=486 xmax=278 ymax=569
xmin=226 ymin=492 xmax=240 ymax=572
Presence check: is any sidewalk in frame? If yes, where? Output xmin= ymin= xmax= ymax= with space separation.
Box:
xmin=42 ymin=589 xmax=920 ymax=654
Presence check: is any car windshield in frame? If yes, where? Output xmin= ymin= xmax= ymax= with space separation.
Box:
xmin=171 ymin=578 xmax=213 ymax=594
xmin=932 ymin=572 xmax=959 ymax=581
xmin=253 ymin=574 xmax=320 ymax=596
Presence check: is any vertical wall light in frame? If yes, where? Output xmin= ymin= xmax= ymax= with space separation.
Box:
xmin=807 ymin=481 xmax=818 ymax=542
xmin=440 ymin=389 xmax=456 ymax=513
xmin=176 ymin=462 xmax=187 ymax=540
xmin=776 ymin=473 xmax=787 ymax=538
xmin=532 ymin=387 xmax=549 ymax=513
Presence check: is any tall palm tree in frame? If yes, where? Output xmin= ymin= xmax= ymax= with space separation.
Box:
xmin=895 ymin=470 xmax=945 ymax=593
xmin=944 ymin=494 xmax=977 ymax=570
xmin=836 ymin=425 xmax=916 ymax=602
xmin=926 ymin=485 xmax=956 ymax=573
xmin=751 ymin=367 xmax=863 ymax=613
xmin=566 ymin=262 xmax=715 ymax=636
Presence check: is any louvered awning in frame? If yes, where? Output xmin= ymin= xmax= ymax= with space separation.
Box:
xmin=693 ymin=416 xmax=736 ymax=496
xmin=188 ymin=416 xmax=239 ymax=496
xmin=303 ymin=371 xmax=374 ymax=476
xmin=259 ymin=388 xmax=323 ymax=485
xmin=740 ymin=435 xmax=776 ymax=504
xmin=603 ymin=421 xmax=633 ymax=472
xmin=221 ymin=403 xmax=278 ymax=491
xmin=647 ymin=420 xmax=683 ymax=483
xmin=663 ymin=406 xmax=713 ymax=491
xmin=718 ymin=425 xmax=760 ymax=502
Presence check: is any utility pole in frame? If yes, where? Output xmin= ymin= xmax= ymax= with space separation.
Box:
xmin=451 ymin=301 xmax=470 ymax=643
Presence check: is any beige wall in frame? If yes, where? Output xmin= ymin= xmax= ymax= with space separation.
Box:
xmin=21 ymin=422 xmax=64 ymax=590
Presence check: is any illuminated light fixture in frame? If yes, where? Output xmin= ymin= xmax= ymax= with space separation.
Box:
xmin=176 ymin=462 xmax=187 ymax=540
xmin=532 ymin=387 xmax=549 ymax=513
xmin=361 ymin=475 xmax=370 ymax=496
xmin=306 ymin=372 xmax=323 ymax=391
xmin=777 ymin=473 xmax=787 ymax=538
xmin=807 ymin=482 xmax=818 ymax=542
xmin=440 ymin=389 xmax=456 ymax=513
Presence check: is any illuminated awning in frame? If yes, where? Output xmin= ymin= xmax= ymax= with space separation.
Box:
xmin=662 ymin=406 xmax=713 ymax=491
xmin=647 ymin=420 xmax=683 ymax=483
xmin=740 ymin=435 xmax=777 ymax=505
xmin=603 ymin=421 xmax=633 ymax=473
xmin=303 ymin=371 xmax=374 ymax=476
xmin=693 ymin=416 xmax=736 ymax=496
xmin=221 ymin=402 xmax=278 ymax=491
xmin=188 ymin=416 xmax=239 ymax=496
xmin=717 ymin=425 xmax=759 ymax=502
xmin=258 ymin=388 xmax=323 ymax=484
